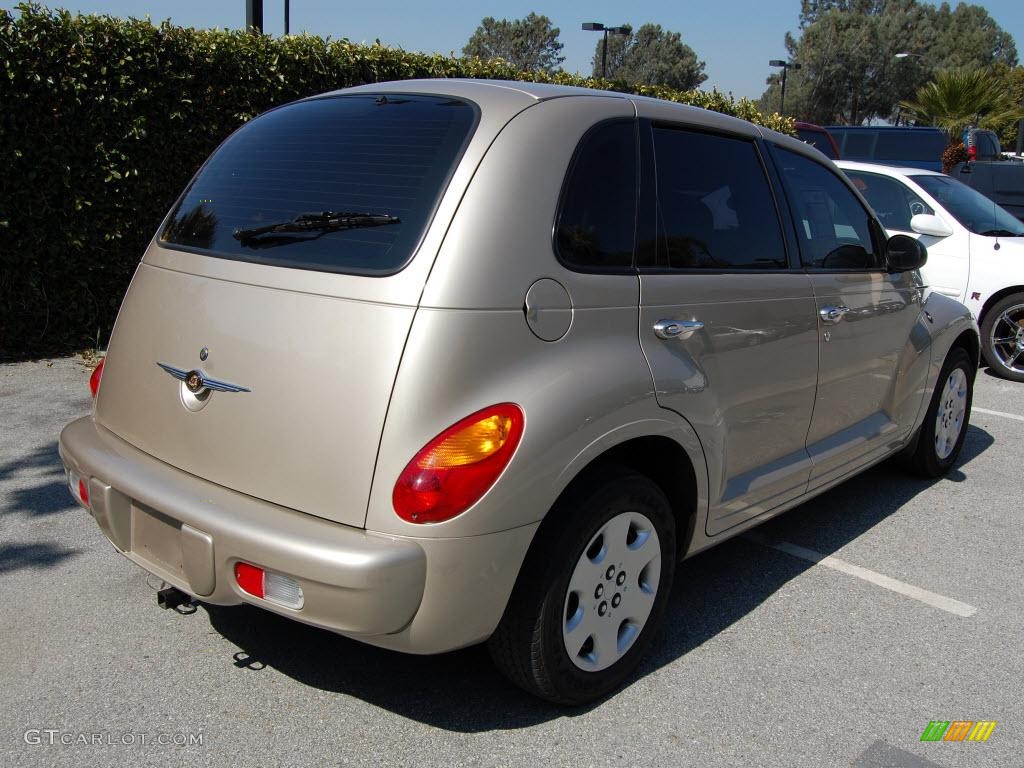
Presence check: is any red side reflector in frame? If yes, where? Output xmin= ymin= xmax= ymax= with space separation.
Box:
xmin=234 ymin=562 xmax=265 ymax=598
xmin=89 ymin=358 xmax=105 ymax=399
xmin=78 ymin=479 xmax=90 ymax=508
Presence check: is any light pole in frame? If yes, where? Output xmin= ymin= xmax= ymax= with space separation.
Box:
xmin=769 ymin=59 xmax=801 ymax=116
xmin=582 ymin=22 xmax=631 ymax=79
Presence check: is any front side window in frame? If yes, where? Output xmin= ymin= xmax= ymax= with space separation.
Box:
xmin=844 ymin=170 xmax=933 ymax=232
xmin=555 ymin=121 xmax=637 ymax=270
xmin=775 ymin=148 xmax=884 ymax=270
xmin=650 ymin=127 xmax=787 ymax=269
xmin=161 ymin=94 xmax=477 ymax=275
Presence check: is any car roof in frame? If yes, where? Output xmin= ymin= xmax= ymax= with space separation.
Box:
xmin=835 ymin=159 xmax=946 ymax=178
xmin=326 ymin=78 xmax=790 ymax=140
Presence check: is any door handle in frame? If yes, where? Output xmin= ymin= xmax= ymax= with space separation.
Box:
xmin=819 ymin=305 xmax=850 ymax=324
xmin=653 ymin=319 xmax=704 ymax=340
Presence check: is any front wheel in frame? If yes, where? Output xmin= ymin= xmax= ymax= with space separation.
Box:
xmin=980 ymin=293 xmax=1024 ymax=382
xmin=906 ymin=347 xmax=974 ymax=477
xmin=488 ymin=467 xmax=675 ymax=705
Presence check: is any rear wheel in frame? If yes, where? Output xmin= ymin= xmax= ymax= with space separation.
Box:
xmin=980 ymin=293 xmax=1024 ymax=382
xmin=906 ymin=347 xmax=974 ymax=477
xmin=488 ymin=466 xmax=675 ymax=705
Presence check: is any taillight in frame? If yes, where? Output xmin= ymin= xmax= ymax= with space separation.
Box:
xmin=968 ymin=144 xmax=977 ymax=161
xmin=89 ymin=357 xmax=105 ymax=399
xmin=393 ymin=403 xmax=524 ymax=524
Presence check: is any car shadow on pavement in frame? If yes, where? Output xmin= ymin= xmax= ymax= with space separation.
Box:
xmin=0 ymin=442 xmax=81 ymax=574
xmin=202 ymin=425 xmax=993 ymax=732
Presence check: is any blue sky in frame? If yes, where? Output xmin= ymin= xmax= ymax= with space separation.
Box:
xmin=40 ymin=1 xmax=1024 ymax=99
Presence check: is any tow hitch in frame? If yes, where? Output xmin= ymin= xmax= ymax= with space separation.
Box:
xmin=157 ymin=585 xmax=195 ymax=613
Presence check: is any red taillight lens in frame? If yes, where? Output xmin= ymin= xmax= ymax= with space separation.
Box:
xmin=968 ymin=144 xmax=977 ymax=161
xmin=234 ymin=562 xmax=265 ymax=598
xmin=393 ymin=404 xmax=524 ymax=524
xmin=77 ymin=479 xmax=90 ymax=508
xmin=89 ymin=358 xmax=105 ymax=399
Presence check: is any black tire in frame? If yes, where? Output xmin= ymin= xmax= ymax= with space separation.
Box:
xmin=488 ymin=465 xmax=676 ymax=705
xmin=906 ymin=347 xmax=974 ymax=477
xmin=980 ymin=293 xmax=1024 ymax=383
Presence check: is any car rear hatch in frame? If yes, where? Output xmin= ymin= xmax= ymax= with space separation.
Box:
xmin=94 ymin=91 xmax=486 ymax=528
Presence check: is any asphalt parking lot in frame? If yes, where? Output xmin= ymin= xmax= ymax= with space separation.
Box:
xmin=1 ymin=356 xmax=1021 ymax=767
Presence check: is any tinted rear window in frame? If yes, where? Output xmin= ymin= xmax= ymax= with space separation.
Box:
xmin=160 ymin=94 xmax=477 ymax=275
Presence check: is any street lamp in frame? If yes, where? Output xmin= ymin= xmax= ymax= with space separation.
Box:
xmin=769 ymin=59 xmax=801 ymax=116
xmin=893 ymin=53 xmax=927 ymax=126
xmin=894 ymin=52 xmax=924 ymax=60
xmin=582 ymin=22 xmax=631 ymax=79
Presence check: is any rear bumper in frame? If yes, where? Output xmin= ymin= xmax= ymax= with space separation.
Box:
xmin=59 ymin=416 xmax=427 ymax=637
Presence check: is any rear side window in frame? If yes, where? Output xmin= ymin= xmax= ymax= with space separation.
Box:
xmin=797 ymin=128 xmax=838 ymax=159
xmin=840 ymin=132 xmax=876 ymax=160
xmin=160 ymin=94 xmax=477 ymax=275
xmin=650 ymin=127 xmax=787 ymax=269
xmin=555 ymin=121 xmax=637 ymax=270
xmin=775 ymin=148 xmax=884 ymax=270
xmin=844 ymin=170 xmax=933 ymax=232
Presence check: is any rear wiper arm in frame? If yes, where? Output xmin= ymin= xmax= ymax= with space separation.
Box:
xmin=233 ymin=211 xmax=400 ymax=242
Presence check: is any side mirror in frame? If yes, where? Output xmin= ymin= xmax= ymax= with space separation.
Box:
xmin=887 ymin=234 xmax=928 ymax=272
xmin=910 ymin=213 xmax=954 ymax=238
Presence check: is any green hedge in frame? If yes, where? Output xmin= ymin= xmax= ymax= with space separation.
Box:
xmin=0 ymin=4 xmax=794 ymax=359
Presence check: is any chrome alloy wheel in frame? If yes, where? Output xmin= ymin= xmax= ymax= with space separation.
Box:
xmin=989 ymin=303 xmax=1024 ymax=374
xmin=934 ymin=367 xmax=968 ymax=460
xmin=562 ymin=511 xmax=661 ymax=672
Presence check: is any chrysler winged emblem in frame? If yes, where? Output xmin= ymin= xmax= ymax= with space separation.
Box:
xmin=157 ymin=362 xmax=251 ymax=393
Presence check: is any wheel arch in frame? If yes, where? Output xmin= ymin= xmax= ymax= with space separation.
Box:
xmin=978 ymin=286 xmax=1024 ymax=326
xmin=540 ymin=432 xmax=703 ymax=562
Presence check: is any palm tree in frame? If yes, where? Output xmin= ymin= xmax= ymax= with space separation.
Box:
xmin=900 ymin=68 xmax=1024 ymax=139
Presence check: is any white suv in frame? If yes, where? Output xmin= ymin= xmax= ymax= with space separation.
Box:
xmin=838 ymin=160 xmax=1024 ymax=381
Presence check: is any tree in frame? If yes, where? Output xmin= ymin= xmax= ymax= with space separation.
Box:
xmin=463 ymin=13 xmax=564 ymax=73
xmin=758 ymin=0 xmax=1018 ymax=124
xmin=899 ymin=68 xmax=1024 ymax=139
xmin=592 ymin=23 xmax=706 ymax=90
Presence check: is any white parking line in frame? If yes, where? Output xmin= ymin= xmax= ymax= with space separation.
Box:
xmin=973 ymin=406 xmax=1024 ymax=423
xmin=746 ymin=535 xmax=978 ymax=618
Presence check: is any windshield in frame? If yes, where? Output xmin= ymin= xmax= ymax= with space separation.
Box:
xmin=911 ymin=174 xmax=1024 ymax=236
xmin=160 ymin=94 xmax=477 ymax=274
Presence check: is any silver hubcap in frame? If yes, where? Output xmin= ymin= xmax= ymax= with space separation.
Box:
xmin=989 ymin=304 xmax=1024 ymax=373
xmin=562 ymin=511 xmax=661 ymax=672
xmin=934 ymin=368 xmax=968 ymax=460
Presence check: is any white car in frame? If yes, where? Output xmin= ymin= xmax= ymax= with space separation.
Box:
xmin=838 ymin=160 xmax=1024 ymax=381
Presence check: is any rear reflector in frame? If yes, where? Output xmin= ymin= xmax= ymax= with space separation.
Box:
xmin=234 ymin=562 xmax=304 ymax=610
xmin=67 ymin=469 xmax=90 ymax=510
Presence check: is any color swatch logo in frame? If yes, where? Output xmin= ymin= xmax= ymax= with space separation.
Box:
xmin=920 ymin=721 xmax=997 ymax=742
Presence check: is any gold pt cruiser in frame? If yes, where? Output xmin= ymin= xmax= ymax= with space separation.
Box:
xmin=60 ymin=79 xmax=978 ymax=704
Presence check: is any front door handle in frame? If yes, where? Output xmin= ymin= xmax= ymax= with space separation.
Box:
xmin=819 ymin=305 xmax=850 ymax=324
xmin=653 ymin=319 xmax=704 ymax=340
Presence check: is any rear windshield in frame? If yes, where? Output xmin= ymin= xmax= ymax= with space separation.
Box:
xmin=160 ymin=94 xmax=477 ymax=274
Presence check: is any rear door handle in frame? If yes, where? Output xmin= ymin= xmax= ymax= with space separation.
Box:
xmin=653 ymin=319 xmax=704 ymax=340
xmin=819 ymin=305 xmax=850 ymax=324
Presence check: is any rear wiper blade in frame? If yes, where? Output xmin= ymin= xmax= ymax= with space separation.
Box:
xmin=233 ymin=211 xmax=400 ymax=242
